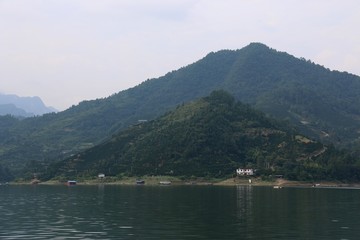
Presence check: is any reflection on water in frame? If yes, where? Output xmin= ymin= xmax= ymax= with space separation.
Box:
xmin=235 ymin=185 xmax=253 ymax=227
xmin=0 ymin=185 xmax=360 ymax=239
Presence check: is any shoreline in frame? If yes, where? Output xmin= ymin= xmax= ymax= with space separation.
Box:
xmin=9 ymin=177 xmax=360 ymax=189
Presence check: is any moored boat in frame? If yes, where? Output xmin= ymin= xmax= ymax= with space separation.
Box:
xmin=66 ymin=180 xmax=77 ymax=186
xmin=136 ymin=179 xmax=145 ymax=185
xmin=159 ymin=181 xmax=171 ymax=185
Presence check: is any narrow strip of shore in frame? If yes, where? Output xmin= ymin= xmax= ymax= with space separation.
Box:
xmin=9 ymin=177 xmax=360 ymax=188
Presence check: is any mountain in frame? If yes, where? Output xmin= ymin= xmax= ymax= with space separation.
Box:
xmin=0 ymin=104 xmax=31 ymax=117
xmin=0 ymin=93 xmax=56 ymax=117
xmin=1 ymin=43 xmax=360 ymax=173
xmin=42 ymin=91 xmax=359 ymax=182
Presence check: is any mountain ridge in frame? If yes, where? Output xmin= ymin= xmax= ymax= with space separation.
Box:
xmin=1 ymin=42 xmax=360 ymax=174
xmin=0 ymin=93 xmax=56 ymax=117
xmin=42 ymin=91 xmax=358 ymax=182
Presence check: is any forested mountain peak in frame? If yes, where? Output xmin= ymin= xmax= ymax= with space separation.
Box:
xmin=1 ymin=43 xmax=360 ymax=176
xmin=45 ymin=91 xmax=358 ymax=181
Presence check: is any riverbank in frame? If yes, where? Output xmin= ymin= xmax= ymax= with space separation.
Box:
xmin=215 ymin=178 xmax=360 ymax=188
xmin=12 ymin=176 xmax=360 ymax=188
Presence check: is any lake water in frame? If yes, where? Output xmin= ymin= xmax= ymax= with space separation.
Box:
xmin=0 ymin=184 xmax=359 ymax=239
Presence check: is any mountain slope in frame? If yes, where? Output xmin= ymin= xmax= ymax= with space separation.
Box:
xmin=86 ymin=43 xmax=360 ymax=147
xmin=1 ymin=43 xmax=360 ymax=172
xmin=44 ymin=91 xmax=359 ymax=181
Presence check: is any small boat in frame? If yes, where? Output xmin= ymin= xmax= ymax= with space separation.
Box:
xmin=136 ymin=179 xmax=145 ymax=185
xmin=159 ymin=181 xmax=171 ymax=185
xmin=273 ymin=185 xmax=282 ymax=189
xmin=66 ymin=180 xmax=77 ymax=186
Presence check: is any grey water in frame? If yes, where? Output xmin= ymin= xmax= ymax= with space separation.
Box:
xmin=0 ymin=185 xmax=359 ymax=239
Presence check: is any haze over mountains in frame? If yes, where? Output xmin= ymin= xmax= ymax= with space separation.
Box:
xmin=0 ymin=93 xmax=56 ymax=117
xmin=1 ymin=43 xmax=360 ymax=178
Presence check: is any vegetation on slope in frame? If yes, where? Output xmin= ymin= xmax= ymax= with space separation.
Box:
xmin=1 ymin=43 xmax=360 ymax=175
xmin=41 ymin=91 xmax=360 ymax=182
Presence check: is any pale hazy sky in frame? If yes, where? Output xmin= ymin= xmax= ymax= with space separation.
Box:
xmin=1 ymin=0 xmax=359 ymax=110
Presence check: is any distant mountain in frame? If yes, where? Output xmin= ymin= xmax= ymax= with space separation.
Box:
xmin=43 ymin=91 xmax=358 ymax=181
xmin=1 ymin=43 xmax=360 ymax=174
xmin=0 ymin=104 xmax=31 ymax=117
xmin=0 ymin=93 xmax=56 ymax=117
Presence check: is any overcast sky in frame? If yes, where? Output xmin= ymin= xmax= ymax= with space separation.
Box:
xmin=1 ymin=0 xmax=359 ymax=110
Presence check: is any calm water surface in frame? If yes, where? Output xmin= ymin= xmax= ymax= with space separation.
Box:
xmin=0 ymin=184 xmax=359 ymax=239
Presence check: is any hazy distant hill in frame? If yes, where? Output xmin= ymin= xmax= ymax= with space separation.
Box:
xmin=43 ymin=91 xmax=358 ymax=182
xmin=1 ymin=43 xmax=360 ymax=173
xmin=0 ymin=104 xmax=31 ymax=117
xmin=0 ymin=93 xmax=56 ymax=117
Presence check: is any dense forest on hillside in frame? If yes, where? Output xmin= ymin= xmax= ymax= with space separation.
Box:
xmin=39 ymin=91 xmax=360 ymax=182
xmin=1 ymin=43 xmax=360 ymax=177
xmin=0 ymin=164 xmax=13 ymax=182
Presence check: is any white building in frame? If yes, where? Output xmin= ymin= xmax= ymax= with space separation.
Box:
xmin=98 ymin=173 xmax=105 ymax=179
xmin=236 ymin=168 xmax=254 ymax=176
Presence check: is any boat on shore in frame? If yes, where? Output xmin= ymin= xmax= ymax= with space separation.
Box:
xmin=66 ymin=180 xmax=77 ymax=186
xmin=136 ymin=179 xmax=145 ymax=185
xmin=159 ymin=181 xmax=171 ymax=185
